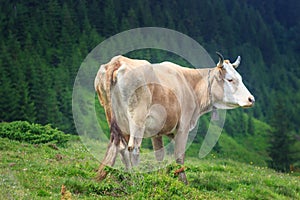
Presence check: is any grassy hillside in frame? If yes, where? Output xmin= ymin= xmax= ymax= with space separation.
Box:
xmin=1 ymin=136 xmax=299 ymax=199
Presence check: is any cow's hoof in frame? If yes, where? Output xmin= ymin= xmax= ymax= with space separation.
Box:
xmin=128 ymin=146 xmax=134 ymax=152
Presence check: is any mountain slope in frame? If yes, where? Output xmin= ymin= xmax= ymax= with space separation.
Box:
xmin=1 ymin=137 xmax=299 ymax=199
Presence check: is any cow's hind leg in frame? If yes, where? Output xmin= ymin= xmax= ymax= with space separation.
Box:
xmin=119 ymin=135 xmax=132 ymax=170
xmin=151 ymin=136 xmax=164 ymax=162
xmin=97 ymin=120 xmax=121 ymax=181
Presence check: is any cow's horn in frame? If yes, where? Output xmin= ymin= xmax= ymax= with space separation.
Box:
xmin=216 ymin=52 xmax=224 ymax=68
xmin=232 ymin=56 xmax=241 ymax=68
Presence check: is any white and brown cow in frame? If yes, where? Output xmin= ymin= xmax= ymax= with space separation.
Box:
xmin=95 ymin=53 xmax=254 ymax=183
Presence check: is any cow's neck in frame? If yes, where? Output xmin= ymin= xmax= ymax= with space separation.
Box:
xmin=182 ymin=68 xmax=214 ymax=115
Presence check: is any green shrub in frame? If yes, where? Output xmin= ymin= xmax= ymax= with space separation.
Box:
xmin=0 ymin=121 xmax=69 ymax=145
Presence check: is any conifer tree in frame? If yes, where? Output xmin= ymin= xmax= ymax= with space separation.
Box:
xmin=268 ymin=98 xmax=294 ymax=172
xmin=0 ymin=64 xmax=18 ymax=121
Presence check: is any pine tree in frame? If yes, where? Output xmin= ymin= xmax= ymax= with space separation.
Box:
xmin=18 ymin=81 xmax=36 ymax=122
xmin=0 ymin=62 xmax=19 ymax=121
xmin=0 ymin=35 xmax=22 ymax=121
xmin=268 ymin=98 xmax=294 ymax=172
xmin=103 ymin=0 xmax=118 ymax=36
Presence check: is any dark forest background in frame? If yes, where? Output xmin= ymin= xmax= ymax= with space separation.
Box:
xmin=0 ymin=0 xmax=299 ymax=171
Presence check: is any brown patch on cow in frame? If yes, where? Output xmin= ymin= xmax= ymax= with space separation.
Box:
xmin=147 ymin=83 xmax=181 ymax=135
xmin=105 ymin=60 xmax=122 ymax=123
xmin=94 ymin=57 xmax=122 ymax=125
xmin=94 ymin=57 xmax=123 ymax=125
xmin=224 ymin=59 xmax=230 ymax=64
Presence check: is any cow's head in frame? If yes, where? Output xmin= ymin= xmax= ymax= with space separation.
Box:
xmin=211 ymin=52 xmax=255 ymax=109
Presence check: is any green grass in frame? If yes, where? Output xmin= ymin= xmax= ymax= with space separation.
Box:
xmin=1 ymin=137 xmax=299 ymax=199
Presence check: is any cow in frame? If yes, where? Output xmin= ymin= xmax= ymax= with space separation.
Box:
xmin=95 ymin=53 xmax=255 ymax=184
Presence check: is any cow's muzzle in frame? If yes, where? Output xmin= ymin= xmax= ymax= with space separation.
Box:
xmin=243 ymin=95 xmax=255 ymax=108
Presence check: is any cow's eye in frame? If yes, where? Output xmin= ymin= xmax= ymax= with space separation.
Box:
xmin=227 ymin=79 xmax=233 ymax=82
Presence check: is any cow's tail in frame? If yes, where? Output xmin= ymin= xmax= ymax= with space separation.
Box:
xmin=96 ymin=57 xmax=127 ymax=181
xmin=105 ymin=59 xmax=121 ymax=111
xmin=96 ymin=141 xmax=118 ymax=181
xmin=96 ymin=119 xmax=123 ymax=181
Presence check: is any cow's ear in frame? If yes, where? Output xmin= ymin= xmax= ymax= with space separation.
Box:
xmin=232 ymin=56 xmax=241 ymax=68
xmin=217 ymin=68 xmax=226 ymax=81
xmin=216 ymin=52 xmax=224 ymax=68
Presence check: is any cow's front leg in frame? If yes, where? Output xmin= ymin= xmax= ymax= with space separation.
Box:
xmin=174 ymin=129 xmax=189 ymax=185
